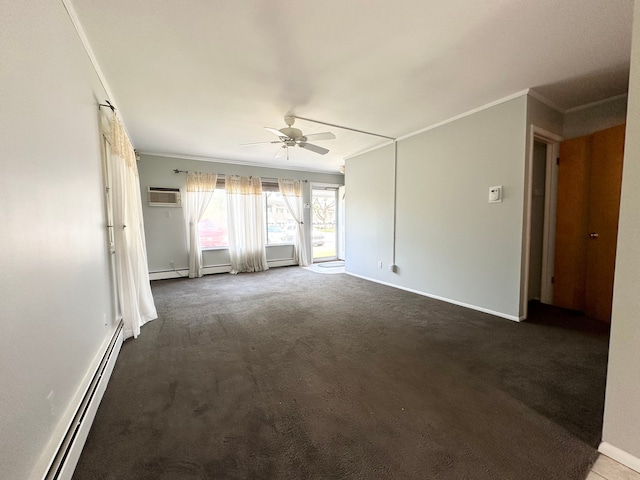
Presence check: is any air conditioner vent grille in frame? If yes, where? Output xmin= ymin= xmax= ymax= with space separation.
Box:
xmin=148 ymin=187 xmax=181 ymax=207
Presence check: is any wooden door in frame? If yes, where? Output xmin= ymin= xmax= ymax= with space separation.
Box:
xmin=552 ymin=124 xmax=625 ymax=322
xmin=553 ymin=135 xmax=592 ymax=311
xmin=584 ymin=125 xmax=625 ymax=322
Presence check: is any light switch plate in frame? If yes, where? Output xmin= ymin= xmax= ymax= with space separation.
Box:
xmin=489 ymin=186 xmax=503 ymax=203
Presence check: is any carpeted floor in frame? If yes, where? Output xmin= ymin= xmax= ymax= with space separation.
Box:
xmin=73 ymin=267 xmax=609 ymax=480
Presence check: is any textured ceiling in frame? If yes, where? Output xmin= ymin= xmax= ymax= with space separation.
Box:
xmin=70 ymin=0 xmax=633 ymax=173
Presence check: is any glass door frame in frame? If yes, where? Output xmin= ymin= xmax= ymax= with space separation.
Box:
xmin=310 ymin=182 xmax=342 ymax=263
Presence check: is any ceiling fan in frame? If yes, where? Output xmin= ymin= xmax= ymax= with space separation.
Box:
xmin=240 ymin=116 xmax=336 ymax=159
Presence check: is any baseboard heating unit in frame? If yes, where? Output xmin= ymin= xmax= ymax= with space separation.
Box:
xmin=44 ymin=321 xmax=124 ymax=480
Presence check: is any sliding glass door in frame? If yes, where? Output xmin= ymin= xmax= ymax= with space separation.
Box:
xmin=311 ymin=186 xmax=338 ymax=262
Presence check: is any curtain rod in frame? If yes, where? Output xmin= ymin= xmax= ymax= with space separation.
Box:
xmin=173 ymin=170 xmax=307 ymax=183
xmin=98 ymin=100 xmax=116 ymax=112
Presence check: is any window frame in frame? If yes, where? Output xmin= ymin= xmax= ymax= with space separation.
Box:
xmin=198 ymin=180 xmax=297 ymax=250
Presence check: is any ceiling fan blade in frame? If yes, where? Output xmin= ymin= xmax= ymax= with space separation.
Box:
xmin=303 ymin=132 xmax=336 ymax=141
xmin=299 ymin=143 xmax=329 ymax=155
xmin=275 ymin=145 xmax=287 ymax=158
xmin=265 ymin=127 xmax=289 ymax=139
xmin=239 ymin=140 xmax=282 ymax=147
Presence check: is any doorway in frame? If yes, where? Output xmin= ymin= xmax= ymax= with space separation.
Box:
xmin=311 ymin=185 xmax=339 ymax=262
xmin=528 ymin=140 xmax=549 ymax=302
xmin=337 ymin=185 xmax=346 ymax=260
xmin=552 ymin=124 xmax=625 ymax=323
xmin=522 ymin=127 xmax=562 ymax=319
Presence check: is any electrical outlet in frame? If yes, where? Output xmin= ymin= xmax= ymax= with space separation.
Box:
xmin=377 ymin=260 xmax=382 ymax=269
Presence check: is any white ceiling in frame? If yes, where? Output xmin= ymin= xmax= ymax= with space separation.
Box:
xmin=70 ymin=0 xmax=633 ymax=173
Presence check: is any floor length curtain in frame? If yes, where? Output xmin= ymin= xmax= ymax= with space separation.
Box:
xmin=226 ymin=175 xmax=268 ymax=274
xmin=184 ymin=172 xmax=217 ymax=278
xmin=111 ymin=117 xmax=158 ymax=339
xmin=278 ymin=179 xmax=309 ymax=266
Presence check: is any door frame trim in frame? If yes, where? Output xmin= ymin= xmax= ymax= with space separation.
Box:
xmin=521 ymin=125 xmax=563 ymax=319
xmin=310 ymin=182 xmax=342 ymax=263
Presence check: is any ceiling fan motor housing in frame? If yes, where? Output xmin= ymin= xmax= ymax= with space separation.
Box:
xmin=240 ymin=116 xmax=332 ymax=156
xmin=279 ymin=127 xmax=303 ymax=140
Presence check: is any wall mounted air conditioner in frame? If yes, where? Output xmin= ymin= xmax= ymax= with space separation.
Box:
xmin=148 ymin=187 xmax=182 ymax=207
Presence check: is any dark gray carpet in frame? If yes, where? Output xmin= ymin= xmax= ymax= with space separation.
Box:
xmin=73 ymin=267 xmax=608 ymax=479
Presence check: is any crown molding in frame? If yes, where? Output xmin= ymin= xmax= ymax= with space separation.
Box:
xmin=527 ymin=89 xmax=566 ymax=113
xmin=137 ymin=151 xmax=344 ymax=176
xmin=564 ymin=93 xmax=628 ymax=114
xmin=347 ymin=90 xmax=532 ymax=160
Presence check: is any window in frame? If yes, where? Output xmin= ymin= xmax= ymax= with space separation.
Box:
xmin=264 ymin=191 xmax=295 ymax=245
xmin=198 ymin=187 xmax=296 ymax=248
xmin=198 ymin=189 xmax=228 ymax=248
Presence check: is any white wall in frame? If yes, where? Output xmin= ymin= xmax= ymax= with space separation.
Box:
xmin=601 ymin=0 xmax=640 ymax=470
xmin=138 ymin=154 xmax=344 ymax=275
xmin=527 ymin=95 xmax=565 ymax=135
xmin=344 ymin=143 xmax=396 ymax=280
xmin=0 ymin=2 xmax=118 ymax=478
xmin=346 ymin=97 xmax=528 ymax=319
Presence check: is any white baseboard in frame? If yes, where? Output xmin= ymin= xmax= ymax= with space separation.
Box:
xmin=149 ymin=269 xmax=188 ymax=280
xmin=266 ymin=259 xmax=298 ymax=268
xmin=345 ymin=272 xmax=520 ymax=322
xmin=598 ymin=442 xmax=640 ymax=474
xmin=149 ymin=259 xmax=297 ymax=280
xmin=40 ymin=322 xmax=124 ymax=479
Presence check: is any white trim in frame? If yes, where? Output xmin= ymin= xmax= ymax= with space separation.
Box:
xmin=565 ymin=93 xmax=629 ymax=114
xmin=598 ymin=442 xmax=640 ymax=474
xmin=337 ymin=185 xmax=346 ymax=260
xmin=149 ymin=259 xmax=297 ymax=280
xmin=527 ymin=89 xmax=566 ymax=113
xmin=59 ymin=0 xmax=135 ymax=137
xmin=395 ymin=90 xmax=532 ymax=141
xmin=34 ymin=323 xmax=123 ymax=479
xmin=55 ymin=326 xmax=123 ymax=480
xmin=540 ymin=140 xmax=560 ymax=305
xmin=530 ymin=126 xmax=564 ymax=143
xmin=310 ymin=183 xmax=341 ymax=262
xmin=346 ymin=89 xmax=532 ymax=161
xmin=521 ymin=125 xmax=563 ymax=318
xmin=149 ymin=270 xmax=188 ymax=280
xmin=345 ymin=272 xmax=520 ymax=322
xmin=60 ymin=0 xmax=114 ymax=102
xmin=343 ymin=140 xmax=395 ymax=160
xmin=138 ymin=151 xmax=344 ymax=176
xmin=309 ymin=181 xmax=343 ymax=189
xmin=266 ymin=259 xmax=297 ymax=268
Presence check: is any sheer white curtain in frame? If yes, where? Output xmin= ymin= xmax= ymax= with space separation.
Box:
xmin=184 ymin=172 xmax=217 ymax=278
xmin=278 ymin=179 xmax=309 ymax=266
xmin=226 ymin=175 xmax=268 ymax=274
xmin=111 ymin=117 xmax=157 ymax=339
